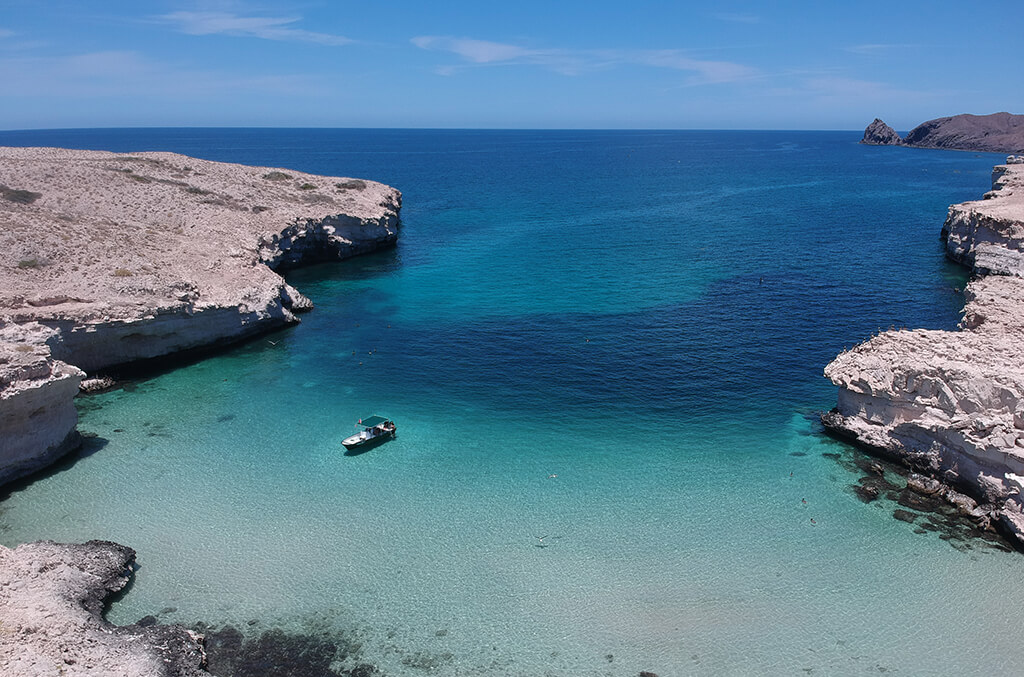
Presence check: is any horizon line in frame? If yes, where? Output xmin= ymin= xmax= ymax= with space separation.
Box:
xmin=0 ymin=125 xmax=871 ymax=134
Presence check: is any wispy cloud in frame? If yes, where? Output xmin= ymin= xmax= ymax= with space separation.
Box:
xmin=844 ymin=43 xmax=913 ymax=55
xmin=630 ymin=50 xmax=756 ymax=84
xmin=0 ymin=28 xmax=15 ymax=39
xmin=411 ymin=36 xmax=756 ymax=84
xmin=712 ymin=13 xmax=760 ymax=24
xmin=1 ymin=50 xmax=324 ymax=98
xmin=157 ymin=11 xmax=352 ymax=46
xmin=411 ymin=36 xmax=532 ymax=64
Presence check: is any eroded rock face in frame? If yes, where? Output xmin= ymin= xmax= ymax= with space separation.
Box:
xmin=0 ymin=323 xmax=83 ymax=486
xmin=0 ymin=147 xmax=401 ymax=486
xmin=941 ymin=165 xmax=1024 ymax=276
xmin=0 ymin=540 xmax=207 ymax=676
xmin=860 ymin=118 xmax=903 ymax=146
xmin=823 ymin=164 xmax=1024 ymax=546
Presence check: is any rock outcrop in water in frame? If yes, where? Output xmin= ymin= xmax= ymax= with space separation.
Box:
xmin=860 ymin=118 xmax=903 ymax=146
xmin=0 ymin=540 xmax=207 ymax=676
xmin=861 ymin=112 xmax=1024 ymax=153
xmin=0 ymin=147 xmax=400 ymax=487
xmin=823 ymin=163 xmax=1024 ymax=545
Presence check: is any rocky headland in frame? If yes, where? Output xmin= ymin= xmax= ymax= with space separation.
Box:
xmin=823 ymin=163 xmax=1024 ymax=545
xmin=861 ymin=112 xmax=1024 ymax=153
xmin=0 ymin=147 xmax=401 ymax=675
xmin=0 ymin=540 xmax=207 ymax=676
xmin=0 ymin=147 xmax=400 ymax=487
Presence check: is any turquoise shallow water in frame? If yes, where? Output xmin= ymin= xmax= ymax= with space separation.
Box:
xmin=1 ymin=129 xmax=1022 ymax=675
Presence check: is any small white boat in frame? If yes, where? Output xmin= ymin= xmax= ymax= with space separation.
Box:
xmin=342 ymin=415 xmax=396 ymax=450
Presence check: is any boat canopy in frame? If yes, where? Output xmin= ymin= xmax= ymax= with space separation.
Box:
xmin=359 ymin=415 xmax=390 ymax=427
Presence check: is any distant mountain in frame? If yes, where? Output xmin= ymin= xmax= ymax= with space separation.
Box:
xmin=861 ymin=112 xmax=1024 ymax=153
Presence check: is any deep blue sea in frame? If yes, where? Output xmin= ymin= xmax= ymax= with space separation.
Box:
xmin=1 ymin=129 xmax=1020 ymax=675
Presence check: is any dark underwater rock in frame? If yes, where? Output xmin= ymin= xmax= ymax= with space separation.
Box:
xmin=897 ymin=489 xmax=941 ymax=513
xmin=855 ymin=484 xmax=880 ymax=502
xmin=893 ymin=509 xmax=917 ymax=523
xmin=200 ymin=625 xmax=382 ymax=677
xmin=204 ymin=625 xmax=245 ymax=676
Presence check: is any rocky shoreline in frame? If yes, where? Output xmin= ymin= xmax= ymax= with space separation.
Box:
xmin=0 ymin=540 xmax=207 ymax=676
xmin=0 ymin=147 xmax=400 ymax=487
xmin=823 ymin=162 xmax=1024 ymax=546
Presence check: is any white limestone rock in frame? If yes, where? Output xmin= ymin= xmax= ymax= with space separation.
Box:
xmin=0 ymin=322 xmax=83 ymax=486
xmin=824 ymin=164 xmax=1024 ymax=544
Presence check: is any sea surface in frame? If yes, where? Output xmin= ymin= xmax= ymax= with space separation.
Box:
xmin=1 ymin=128 xmax=1021 ymax=676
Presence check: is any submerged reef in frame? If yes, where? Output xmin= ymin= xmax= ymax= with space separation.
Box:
xmin=200 ymin=624 xmax=382 ymax=677
xmin=0 ymin=147 xmax=401 ymax=487
xmin=823 ymin=163 xmax=1024 ymax=547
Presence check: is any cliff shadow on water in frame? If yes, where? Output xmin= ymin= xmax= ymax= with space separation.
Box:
xmin=88 ymin=322 xmax=301 ymax=385
xmin=0 ymin=433 xmax=108 ymax=505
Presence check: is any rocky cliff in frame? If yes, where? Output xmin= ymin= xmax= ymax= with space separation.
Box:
xmin=823 ymin=164 xmax=1024 ymax=544
xmin=0 ymin=323 xmax=83 ymax=487
xmin=861 ymin=112 xmax=1024 ymax=153
xmin=0 ymin=540 xmax=208 ymax=676
xmin=860 ymin=118 xmax=903 ymax=146
xmin=0 ymin=147 xmax=400 ymax=486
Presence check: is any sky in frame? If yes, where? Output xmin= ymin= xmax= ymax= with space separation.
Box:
xmin=1 ymin=0 xmax=1021 ymax=130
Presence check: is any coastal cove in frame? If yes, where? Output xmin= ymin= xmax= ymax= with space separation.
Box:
xmin=2 ymin=129 xmax=1023 ymax=676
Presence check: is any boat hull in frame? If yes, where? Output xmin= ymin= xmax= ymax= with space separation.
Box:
xmin=342 ymin=431 xmax=395 ymax=450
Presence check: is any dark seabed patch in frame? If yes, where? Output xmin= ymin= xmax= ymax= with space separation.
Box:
xmin=199 ymin=624 xmax=382 ymax=677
